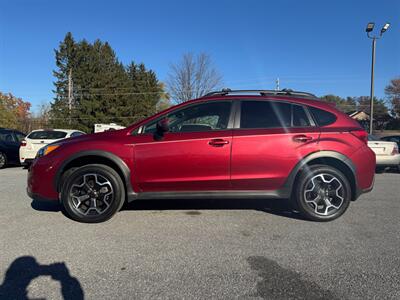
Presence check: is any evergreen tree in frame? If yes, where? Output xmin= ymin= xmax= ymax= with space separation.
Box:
xmin=50 ymin=33 xmax=164 ymax=132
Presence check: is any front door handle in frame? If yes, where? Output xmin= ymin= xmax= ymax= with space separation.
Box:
xmin=293 ymin=135 xmax=313 ymax=143
xmin=209 ymin=139 xmax=230 ymax=147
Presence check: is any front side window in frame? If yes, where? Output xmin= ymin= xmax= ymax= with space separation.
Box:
xmin=240 ymin=101 xmax=311 ymax=129
xmin=143 ymin=101 xmax=232 ymax=134
xmin=0 ymin=131 xmax=16 ymax=143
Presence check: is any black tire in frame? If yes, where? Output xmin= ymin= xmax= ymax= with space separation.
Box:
xmin=292 ymin=164 xmax=351 ymax=222
xmin=0 ymin=152 xmax=7 ymax=169
xmin=61 ymin=164 xmax=125 ymax=223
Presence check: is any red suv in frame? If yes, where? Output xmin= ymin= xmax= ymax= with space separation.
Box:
xmin=27 ymin=89 xmax=375 ymax=223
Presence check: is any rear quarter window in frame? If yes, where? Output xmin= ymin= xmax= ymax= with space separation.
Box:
xmin=308 ymin=107 xmax=337 ymax=126
xmin=28 ymin=131 xmax=67 ymax=140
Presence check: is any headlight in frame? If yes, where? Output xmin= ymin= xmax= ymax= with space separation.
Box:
xmin=37 ymin=144 xmax=61 ymax=158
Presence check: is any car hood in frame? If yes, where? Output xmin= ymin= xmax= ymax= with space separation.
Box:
xmin=51 ymin=128 xmax=128 ymax=146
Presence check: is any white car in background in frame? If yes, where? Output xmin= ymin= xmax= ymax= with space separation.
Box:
xmin=368 ymin=135 xmax=400 ymax=172
xmin=19 ymin=129 xmax=85 ymax=166
xmin=94 ymin=123 xmax=125 ymax=133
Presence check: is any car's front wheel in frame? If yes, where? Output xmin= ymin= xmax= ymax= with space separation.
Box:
xmin=293 ymin=165 xmax=351 ymax=222
xmin=61 ymin=164 xmax=125 ymax=223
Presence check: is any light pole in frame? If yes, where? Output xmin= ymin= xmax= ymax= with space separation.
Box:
xmin=366 ymin=22 xmax=390 ymax=134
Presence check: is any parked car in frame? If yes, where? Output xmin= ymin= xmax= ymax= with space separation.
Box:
xmin=368 ymin=135 xmax=400 ymax=172
xmin=0 ymin=128 xmax=26 ymax=168
xmin=380 ymin=135 xmax=400 ymax=149
xmin=27 ymin=89 xmax=376 ymax=223
xmin=20 ymin=129 xmax=85 ymax=166
xmin=94 ymin=123 xmax=125 ymax=133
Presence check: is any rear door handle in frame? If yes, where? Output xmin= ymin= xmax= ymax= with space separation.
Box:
xmin=293 ymin=135 xmax=313 ymax=143
xmin=209 ymin=139 xmax=230 ymax=147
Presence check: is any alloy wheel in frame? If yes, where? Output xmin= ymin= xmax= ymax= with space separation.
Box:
xmin=69 ymin=173 xmax=114 ymax=216
xmin=303 ymin=173 xmax=344 ymax=216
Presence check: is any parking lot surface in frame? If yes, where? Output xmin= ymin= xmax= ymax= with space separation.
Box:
xmin=0 ymin=167 xmax=399 ymax=299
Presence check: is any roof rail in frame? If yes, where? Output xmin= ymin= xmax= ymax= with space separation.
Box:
xmin=203 ymin=88 xmax=317 ymax=99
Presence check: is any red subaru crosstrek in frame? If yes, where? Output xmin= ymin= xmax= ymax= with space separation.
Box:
xmin=27 ymin=89 xmax=375 ymax=223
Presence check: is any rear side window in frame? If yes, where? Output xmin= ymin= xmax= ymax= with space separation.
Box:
xmin=240 ymin=101 xmax=311 ymax=129
xmin=292 ymin=105 xmax=311 ymax=127
xmin=309 ymin=107 xmax=337 ymax=126
xmin=14 ymin=132 xmax=26 ymax=142
xmin=240 ymin=101 xmax=291 ymax=129
xmin=28 ymin=131 xmax=67 ymax=140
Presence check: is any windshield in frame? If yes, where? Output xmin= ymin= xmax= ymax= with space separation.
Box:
xmin=28 ymin=131 xmax=67 ymax=140
xmin=367 ymin=134 xmax=380 ymax=141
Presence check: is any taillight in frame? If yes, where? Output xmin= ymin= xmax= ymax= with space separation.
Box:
xmin=391 ymin=145 xmax=399 ymax=155
xmin=20 ymin=140 xmax=26 ymax=147
xmin=350 ymin=130 xmax=368 ymax=144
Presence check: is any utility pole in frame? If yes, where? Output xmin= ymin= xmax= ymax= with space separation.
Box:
xmin=275 ymin=77 xmax=280 ymax=91
xmin=68 ymin=68 xmax=73 ymax=124
xmin=369 ymin=38 xmax=376 ymax=134
xmin=365 ymin=22 xmax=390 ymax=134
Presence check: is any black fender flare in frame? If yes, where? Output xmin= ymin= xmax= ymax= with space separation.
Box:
xmin=280 ymin=150 xmax=357 ymax=199
xmin=54 ymin=150 xmax=137 ymax=202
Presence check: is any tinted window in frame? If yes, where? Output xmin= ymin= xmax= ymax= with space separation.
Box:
xmin=143 ymin=101 xmax=232 ymax=133
xmin=240 ymin=101 xmax=293 ymax=129
xmin=71 ymin=131 xmax=85 ymax=137
xmin=293 ymin=105 xmax=311 ymax=127
xmin=382 ymin=136 xmax=400 ymax=143
xmin=0 ymin=131 xmax=16 ymax=142
xmin=14 ymin=132 xmax=26 ymax=142
xmin=28 ymin=131 xmax=67 ymax=140
xmin=309 ymin=107 xmax=337 ymax=126
xmin=368 ymin=135 xmax=379 ymax=141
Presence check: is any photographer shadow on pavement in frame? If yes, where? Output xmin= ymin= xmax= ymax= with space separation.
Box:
xmin=0 ymin=256 xmax=84 ymax=300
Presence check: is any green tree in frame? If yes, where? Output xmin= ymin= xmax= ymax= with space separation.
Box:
xmin=320 ymin=95 xmax=356 ymax=113
xmin=50 ymin=33 xmax=164 ymax=132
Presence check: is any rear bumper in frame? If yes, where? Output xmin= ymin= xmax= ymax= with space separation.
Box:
xmin=21 ymin=159 xmax=34 ymax=166
xmin=350 ymin=145 xmax=376 ymax=200
xmin=20 ymin=149 xmax=38 ymax=163
xmin=375 ymin=154 xmax=400 ymax=167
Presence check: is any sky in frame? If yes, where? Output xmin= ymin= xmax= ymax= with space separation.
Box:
xmin=0 ymin=0 xmax=399 ymax=112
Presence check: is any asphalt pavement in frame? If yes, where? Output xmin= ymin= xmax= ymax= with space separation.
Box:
xmin=0 ymin=167 xmax=399 ymax=299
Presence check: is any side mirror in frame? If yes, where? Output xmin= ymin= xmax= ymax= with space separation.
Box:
xmin=154 ymin=118 xmax=169 ymax=140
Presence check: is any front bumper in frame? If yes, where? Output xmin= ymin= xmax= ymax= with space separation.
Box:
xmin=27 ymin=157 xmax=59 ymax=202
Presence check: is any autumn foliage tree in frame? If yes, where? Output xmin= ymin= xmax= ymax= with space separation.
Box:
xmin=0 ymin=92 xmax=31 ymax=133
xmin=385 ymin=77 xmax=400 ymax=118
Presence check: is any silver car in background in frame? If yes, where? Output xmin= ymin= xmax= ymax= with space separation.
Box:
xmin=368 ymin=135 xmax=400 ymax=172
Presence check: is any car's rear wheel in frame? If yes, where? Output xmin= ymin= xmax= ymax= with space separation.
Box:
xmin=293 ymin=165 xmax=351 ymax=222
xmin=61 ymin=164 xmax=125 ymax=223
xmin=0 ymin=152 xmax=7 ymax=169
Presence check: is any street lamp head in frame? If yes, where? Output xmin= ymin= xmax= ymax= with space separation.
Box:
xmin=381 ymin=23 xmax=390 ymax=34
xmin=366 ymin=22 xmax=375 ymax=33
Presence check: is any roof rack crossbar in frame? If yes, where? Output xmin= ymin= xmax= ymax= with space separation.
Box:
xmin=203 ymin=88 xmax=317 ymax=98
